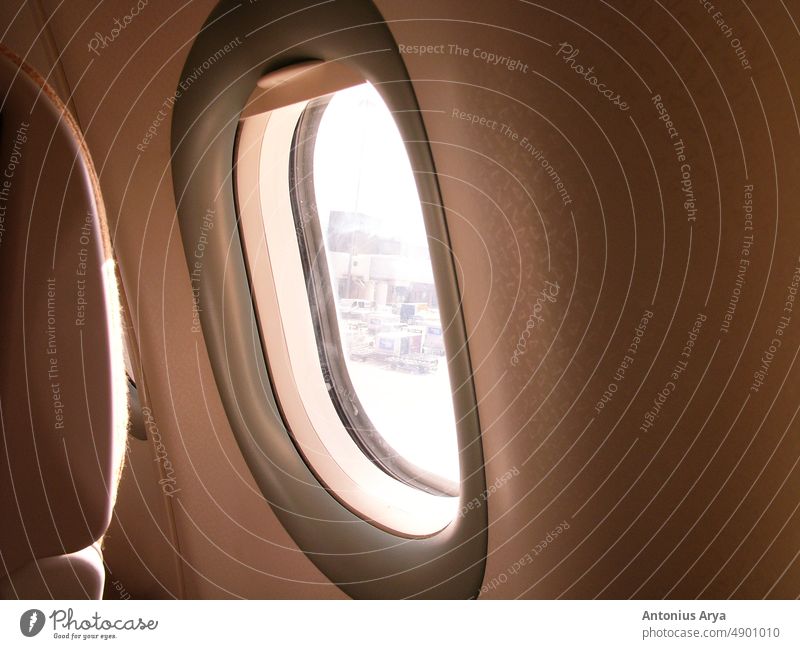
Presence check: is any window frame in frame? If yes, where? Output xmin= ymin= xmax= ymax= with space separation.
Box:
xmin=171 ymin=0 xmax=487 ymax=598
xmin=236 ymin=96 xmax=458 ymax=537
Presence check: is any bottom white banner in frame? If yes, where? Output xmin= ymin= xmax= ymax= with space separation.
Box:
xmin=0 ymin=600 xmax=795 ymax=647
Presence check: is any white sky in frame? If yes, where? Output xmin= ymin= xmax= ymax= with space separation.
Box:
xmin=313 ymin=82 xmax=428 ymax=247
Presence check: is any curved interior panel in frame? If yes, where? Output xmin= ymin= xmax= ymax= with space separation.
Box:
xmin=2 ymin=0 xmax=800 ymax=604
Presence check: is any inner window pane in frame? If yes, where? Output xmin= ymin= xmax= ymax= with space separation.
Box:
xmin=308 ymin=82 xmax=459 ymax=486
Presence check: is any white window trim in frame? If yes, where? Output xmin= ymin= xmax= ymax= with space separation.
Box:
xmin=236 ymin=100 xmax=458 ymax=537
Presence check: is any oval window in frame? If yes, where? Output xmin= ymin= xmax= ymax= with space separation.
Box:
xmin=293 ymin=82 xmax=460 ymax=493
xmin=236 ymin=80 xmax=460 ymax=535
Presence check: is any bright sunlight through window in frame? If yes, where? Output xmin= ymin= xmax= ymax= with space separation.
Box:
xmin=294 ymin=82 xmax=460 ymax=490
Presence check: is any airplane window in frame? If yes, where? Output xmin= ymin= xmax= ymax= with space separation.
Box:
xmin=175 ymin=8 xmax=485 ymax=589
xmin=291 ymin=83 xmax=460 ymax=496
xmin=236 ymin=78 xmax=464 ymax=535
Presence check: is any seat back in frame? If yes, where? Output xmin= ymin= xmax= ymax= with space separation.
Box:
xmin=0 ymin=45 xmax=127 ymax=599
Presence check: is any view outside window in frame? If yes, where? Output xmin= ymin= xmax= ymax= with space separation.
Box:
xmin=298 ymin=82 xmax=459 ymax=487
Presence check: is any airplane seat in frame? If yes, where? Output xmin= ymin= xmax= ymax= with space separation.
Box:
xmin=0 ymin=45 xmax=128 ymax=599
